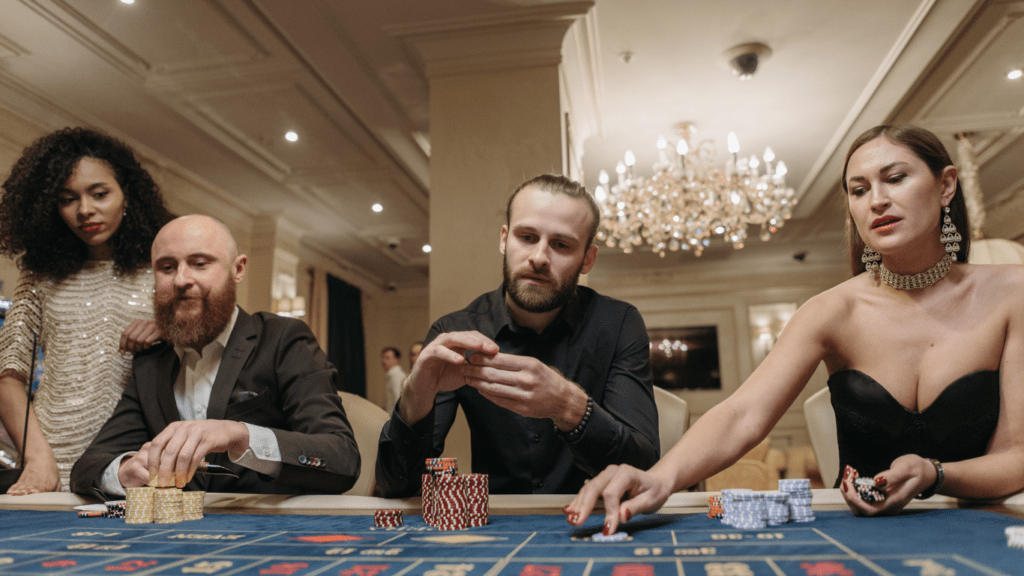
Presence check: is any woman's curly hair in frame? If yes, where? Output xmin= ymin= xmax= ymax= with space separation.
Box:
xmin=0 ymin=127 xmax=172 ymax=281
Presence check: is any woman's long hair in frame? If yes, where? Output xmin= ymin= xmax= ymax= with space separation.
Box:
xmin=0 ymin=127 xmax=172 ymax=281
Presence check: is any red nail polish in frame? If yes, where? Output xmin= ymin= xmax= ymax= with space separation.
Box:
xmin=603 ymin=522 xmax=613 ymax=536
xmin=563 ymin=505 xmax=571 ymax=513
xmin=843 ymin=480 xmax=848 ymax=491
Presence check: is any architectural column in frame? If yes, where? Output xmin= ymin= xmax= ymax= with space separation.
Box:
xmin=392 ymin=2 xmax=596 ymax=320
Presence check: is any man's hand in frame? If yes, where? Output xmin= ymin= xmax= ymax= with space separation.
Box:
xmin=119 ymin=320 xmax=162 ymax=354
xmin=118 ymin=420 xmax=249 ymax=488
xmin=462 ymin=352 xmax=588 ymax=429
xmin=397 ymin=331 xmax=499 ymax=425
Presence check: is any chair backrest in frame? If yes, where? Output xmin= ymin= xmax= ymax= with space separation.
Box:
xmin=337 ymin=391 xmax=391 ymax=496
xmin=968 ymin=238 xmax=1024 ymax=265
xmin=803 ymin=387 xmax=838 ymax=488
xmin=652 ymin=386 xmax=689 ymax=457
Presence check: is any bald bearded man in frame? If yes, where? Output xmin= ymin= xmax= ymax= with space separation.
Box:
xmin=71 ymin=215 xmax=359 ymax=500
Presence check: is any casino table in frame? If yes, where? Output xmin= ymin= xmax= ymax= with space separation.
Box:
xmin=2 ymin=490 xmax=1023 ymax=576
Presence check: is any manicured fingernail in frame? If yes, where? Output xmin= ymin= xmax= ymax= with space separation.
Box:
xmin=875 ymin=476 xmax=887 ymax=487
xmin=563 ymin=505 xmax=571 ymax=513
xmin=623 ymin=510 xmax=631 ymax=522
xmin=603 ymin=522 xmax=613 ymax=536
xmin=842 ymin=480 xmax=848 ymax=491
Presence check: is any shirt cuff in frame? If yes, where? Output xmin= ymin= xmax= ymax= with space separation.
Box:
xmin=100 ymin=454 xmax=131 ymax=498
xmin=229 ymin=422 xmax=283 ymax=477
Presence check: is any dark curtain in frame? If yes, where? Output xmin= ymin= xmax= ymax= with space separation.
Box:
xmin=326 ymin=274 xmax=366 ymax=397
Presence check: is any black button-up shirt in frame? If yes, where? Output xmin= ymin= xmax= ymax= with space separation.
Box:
xmin=376 ymin=285 xmax=659 ymax=496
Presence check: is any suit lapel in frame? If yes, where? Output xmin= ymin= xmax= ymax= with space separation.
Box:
xmin=206 ymin=307 xmax=256 ymax=421
xmin=144 ymin=345 xmax=182 ymax=426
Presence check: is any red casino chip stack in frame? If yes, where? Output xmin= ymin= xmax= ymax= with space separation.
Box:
xmin=419 ymin=458 xmax=489 ymax=530
xmin=434 ymin=475 xmax=468 ymax=530
xmin=707 ymin=495 xmax=724 ymax=520
xmin=374 ymin=509 xmax=404 ymax=527
xmin=464 ymin=473 xmax=489 ymax=527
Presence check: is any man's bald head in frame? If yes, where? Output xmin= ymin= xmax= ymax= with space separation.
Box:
xmin=152 ymin=214 xmax=239 ymax=264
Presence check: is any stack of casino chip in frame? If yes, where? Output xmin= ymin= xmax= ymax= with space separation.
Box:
xmin=779 ymin=478 xmax=815 ymax=522
xmin=763 ymin=491 xmax=790 ymax=525
xmin=1005 ymin=526 xmax=1024 ymax=550
xmin=707 ymin=495 xmax=724 ymax=520
xmin=727 ymin=491 xmax=768 ymax=530
xmin=418 ymin=458 xmax=490 ymax=530
xmin=719 ymin=489 xmax=753 ymax=526
xmin=153 ymin=487 xmax=184 ymax=524
xmin=464 ymin=473 xmax=489 ymax=527
xmin=104 ymin=500 xmax=126 ymax=519
xmin=181 ymin=491 xmax=205 ymax=521
xmin=374 ymin=509 xmax=404 ymax=527
xmin=854 ymin=477 xmax=886 ymax=503
xmin=125 ymin=486 xmax=155 ymax=524
xmin=434 ymin=475 xmax=468 ymax=530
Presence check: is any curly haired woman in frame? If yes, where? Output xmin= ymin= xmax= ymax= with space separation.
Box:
xmin=0 ymin=127 xmax=172 ymax=494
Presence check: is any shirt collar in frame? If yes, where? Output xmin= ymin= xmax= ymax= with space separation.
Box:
xmin=174 ymin=305 xmax=239 ymax=360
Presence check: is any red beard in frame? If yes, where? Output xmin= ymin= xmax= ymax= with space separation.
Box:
xmin=155 ymin=280 xmax=236 ymax=350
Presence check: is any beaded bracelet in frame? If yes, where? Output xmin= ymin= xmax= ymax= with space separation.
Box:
xmin=557 ymin=396 xmax=593 ymax=442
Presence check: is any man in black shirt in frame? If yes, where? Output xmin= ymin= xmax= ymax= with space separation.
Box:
xmin=376 ymin=174 xmax=659 ymax=496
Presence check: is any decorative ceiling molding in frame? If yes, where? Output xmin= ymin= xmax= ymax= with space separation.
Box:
xmin=792 ymin=0 xmax=940 ymax=216
xmin=20 ymin=0 xmax=150 ymax=81
xmin=388 ymin=1 xmax=593 ymax=78
xmin=914 ymin=10 xmax=1024 ymax=119
xmin=791 ymin=0 xmax=983 ymax=220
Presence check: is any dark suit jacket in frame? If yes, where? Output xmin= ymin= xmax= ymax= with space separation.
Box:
xmin=71 ymin=308 xmax=360 ymax=500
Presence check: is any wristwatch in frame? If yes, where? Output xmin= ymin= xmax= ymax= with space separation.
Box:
xmin=916 ymin=458 xmax=944 ymax=499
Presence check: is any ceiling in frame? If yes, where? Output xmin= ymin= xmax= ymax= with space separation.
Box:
xmin=0 ymin=0 xmax=1021 ymax=289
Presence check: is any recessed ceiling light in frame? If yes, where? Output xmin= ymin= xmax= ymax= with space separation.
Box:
xmin=1009 ymin=69 xmax=1023 ymax=80
xmin=372 ymin=203 xmax=383 ymax=213
xmin=422 ymin=244 xmax=432 ymax=253
xmin=120 ymin=0 xmax=135 ymax=4
xmin=284 ymin=131 xmax=299 ymax=142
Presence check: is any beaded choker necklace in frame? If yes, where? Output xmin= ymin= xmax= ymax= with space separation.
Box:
xmin=879 ymin=253 xmax=953 ymax=290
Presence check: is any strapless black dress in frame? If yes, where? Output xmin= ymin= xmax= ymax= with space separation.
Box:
xmin=827 ymin=369 xmax=1000 ymax=486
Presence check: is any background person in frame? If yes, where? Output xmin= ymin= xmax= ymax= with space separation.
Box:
xmin=568 ymin=124 xmax=1024 ymax=533
xmin=0 ymin=127 xmax=171 ymax=494
xmin=376 ymin=174 xmax=659 ymax=496
xmin=409 ymin=341 xmax=423 ymax=368
xmin=381 ymin=346 xmax=407 ymax=413
xmin=71 ymin=215 xmax=360 ymax=500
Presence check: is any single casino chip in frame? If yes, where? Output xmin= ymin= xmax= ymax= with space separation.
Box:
xmin=78 ymin=511 xmax=105 ymax=518
xmin=591 ymin=531 xmax=628 ymax=542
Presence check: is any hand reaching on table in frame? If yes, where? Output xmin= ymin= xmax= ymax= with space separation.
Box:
xmin=565 ymin=463 xmax=676 ymax=536
xmin=118 ymin=420 xmax=249 ymax=488
xmin=6 ymin=452 xmax=60 ymax=495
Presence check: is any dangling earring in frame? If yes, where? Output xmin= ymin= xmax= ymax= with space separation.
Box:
xmin=940 ymin=206 xmax=961 ymax=261
xmin=862 ymin=245 xmax=881 ymax=278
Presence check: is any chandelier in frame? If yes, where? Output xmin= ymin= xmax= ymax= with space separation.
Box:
xmin=593 ymin=123 xmax=797 ymax=257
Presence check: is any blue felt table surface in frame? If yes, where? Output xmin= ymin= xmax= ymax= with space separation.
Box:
xmin=1 ymin=508 xmax=1022 ymax=575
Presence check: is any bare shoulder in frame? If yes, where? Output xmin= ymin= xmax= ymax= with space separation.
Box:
xmin=787 ymin=276 xmax=861 ymax=335
xmin=959 ymin=263 xmax=1024 ymax=298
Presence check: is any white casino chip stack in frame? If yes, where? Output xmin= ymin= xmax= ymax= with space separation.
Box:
xmin=1007 ymin=526 xmax=1024 ymax=550
xmin=778 ymin=478 xmax=815 ymax=522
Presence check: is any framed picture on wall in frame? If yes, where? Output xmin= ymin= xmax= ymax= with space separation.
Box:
xmin=648 ymin=326 xmax=722 ymax=391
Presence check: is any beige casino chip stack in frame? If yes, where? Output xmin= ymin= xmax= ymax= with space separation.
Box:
xmin=125 ymin=486 xmax=155 ymax=524
xmin=153 ymin=487 xmax=183 ymax=523
xmin=181 ymin=491 xmax=205 ymax=521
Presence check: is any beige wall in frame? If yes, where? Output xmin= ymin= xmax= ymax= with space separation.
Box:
xmin=590 ymin=246 xmax=850 ymax=450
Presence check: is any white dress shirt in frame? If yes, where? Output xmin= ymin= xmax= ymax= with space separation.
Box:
xmin=100 ymin=307 xmax=282 ymax=495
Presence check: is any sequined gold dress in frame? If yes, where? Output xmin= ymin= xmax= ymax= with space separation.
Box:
xmin=0 ymin=261 xmax=154 ymax=490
